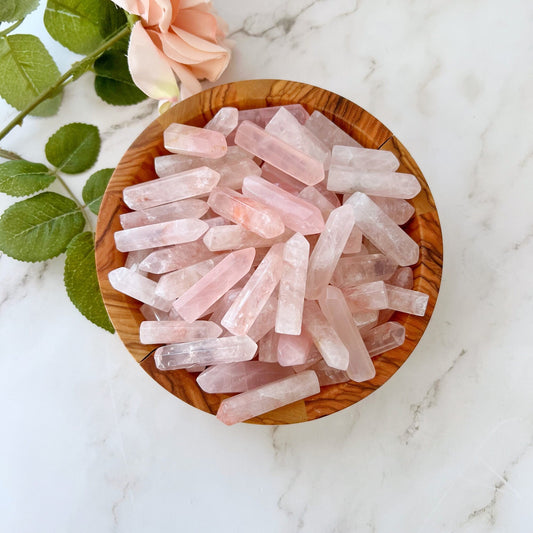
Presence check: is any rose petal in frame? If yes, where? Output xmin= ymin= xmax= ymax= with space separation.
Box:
xmin=174 ymin=8 xmax=218 ymax=43
xmin=171 ymin=25 xmax=228 ymax=53
xmin=189 ymin=49 xmax=230 ymax=81
xmin=168 ymin=60 xmax=202 ymax=98
xmin=154 ymin=29 xmax=224 ymax=64
xmin=127 ymin=22 xmax=180 ymax=100
xmin=179 ymin=0 xmax=210 ymax=8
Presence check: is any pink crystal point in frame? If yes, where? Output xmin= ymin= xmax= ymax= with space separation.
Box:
xmin=385 ymin=285 xmax=429 ymax=316
xmin=352 ymin=310 xmax=379 ymax=333
xmin=306 ymin=204 xmax=355 ymax=299
xmin=221 ymin=243 xmax=284 ymax=336
xmin=139 ymin=320 xmax=222 ymax=344
xmin=123 ymin=167 xmax=220 ymax=210
xmin=330 ymin=145 xmax=399 ymax=172
xmin=265 ymin=107 xmax=330 ymax=168
xmin=368 ymin=196 xmax=415 ymax=225
xmin=344 ymin=281 xmax=389 ymax=311
xmin=242 ymin=176 xmax=324 ymax=235
xmin=140 ymin=303 xmax=168 ymax=321
xmin=238 ymin=104 xmax=309 ymax=127
xmin=275 ymin=233 xmax=309 ymax=335
xmin=363 ymin=321 xmax=406 ymax=357
xmin=303 ymin=300 xmax=349 ymax=370
xmin=216 ymin=370 xmax=320 ymax=425
xmin=204 ymin=107 xmax=239 ymax=136
xmin=344 ymin=226 xmax=363 ymax=254
xmin=388 ymin=266 xmax=414 ymax=289
xmin=327 ymin=167 xmax=421 ymax=198
xmin=235 ymin=120 xmax=325 ymax=186
xmin=297 ymin=186 xmax=336 ymax=220
xmin=207 ymin=187 xmax=285 ymax=238
xmin=114 ymin=218 xmax=209 ymax=252
xmin=258 ymin=329 xmax=280 ymax=362
xmin=304 ymin=111 xmax=361 ymax=150
xmin=197 ymin=361 xmax=294 ymax=393
xmin=172 ymin=248 xmax=255 ymax=322
xmin=119 ymin=199 xmax=209 ymax=229
xmin=203 ymin=224 xmax=292 ymax=252
xmin=140 ymin=240 xmax=217 ymax=274
xmin=247 ymin=294 xmax=278 ymax=342
xmin=345 ymin=192 xmax=419 ymax=266
xmin=154 ymin=335 xmax=257 ymax=370
xmin=332 ymin=253 xmax=398 ymax=288
xmin=277 ymin=331 xmax=314 ymax=366
xmin=108 ymin=267 xmax=173 ymax=311
xmin=164 ymin=123 xmax=227 ymax=159
xmin=261 ymin=163 xmax=306 ymax=193
xmin=155 ymin=255 xmax=227 ymax=300
xmin=125 ymin=249 xmax=152 ymax=272
xmin=319 ymin=286 xmax=375 ymax=382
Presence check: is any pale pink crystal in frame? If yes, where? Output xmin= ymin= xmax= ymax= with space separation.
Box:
xmin=203 ymin=224 xmax=292 ymax=252
xmin=197 ymin=361 xmax=294 ymax=393
xmin=345 ymin=193 xmax=419 ymax=266
xmin=275 ymin=233 xmax=309 ymax=335
xmin=315 ymin=181 xmax=341 ymax=207
xmin=204 ymin=107 xmax=239 ymax=136
xmin=242 ymin=176 xmax=325 ymax=235
xmin=216 ymin=370 xmax=320 ymax=425
xmin=344 ymin=281 xmax=389 ymax=312
xmin=261 ymin=162 xmax=306 ymax=193
xmin=328 ymin=167 xmax=421 ymax=198
xmin=306 ymin=360 xmax=350 ymax=386
xmin=108 ymin=267 xmax=173 ymax=311
xmin=388 ymin=266 xmax=414 ymax=289
xmin=303 ymin=300 xmax=349 ymax=370
xmin=290 ymin=348 xmax=323 ymax=372
xmin=247 ymin=294 xmax=278 ymax=342
xmin=319 ymin=286 xmax=375 ymax=382
xmin=114 ymin=218 xmax=208 ymax=252
xmin=352 ymin=310 xmax=379 ymax=333
xmin=139 ymin=320 xmax=222 ymax=344
xmin=221 ymin=244 xmax=284 ymax=336
xmin=298 ymin=186 xmax=336 ymax=220
xmin=306 ymin=205 xmax=355 ymax=299
xmin=140 ymin=303 xmax=168 ymax=321
xmin=125 ymin=249 xmax=152 ymax=272
xmin=277 ymin=330 xmax=313 ymax=366
xmin=207 ymin=187 xmax=285 ymax=239
xmin=344 ymin=226 xmax=363 ymax=254
xmin=164 ymin=123 xmax=227 ymax=159
xmin=238 ymin=104 xmax=309 ymax=127
xmin=154 ymin=335 xmax=257 ymax=370
xmin=140 ymin=241 xmax=217 ymax=274
xmin=330 ymin=145 xmax=399 ymax=172
xmin=368 ymin=196 xmax=415 ymax=225
xmin=120 ymin=199 xmax=209 ymax=229
xmin=385 ymin=285 xmax=429 ymax=316
xmin=155 ymin=255 xmax=227 ymax=300
xmin=235 ymin=120 xmax=324 ymax=186
xmin=332 ymin=254 xmax=398 ymax=288
xmin=258 ymin=329 xmax=280 ymax=362
xmin=363 ymin=321 xmax=406 ymax=357
xmin=304 ymin=111 xmax=361 ymax=150
xmin=123 ymin=167 xmax=220 ymax=210
xmin=208 ymin=288 xmax=240 ymax=326
xmin=265 ymin=107 xmax=330 ymax=168
xmin=172 ymin=248 xmax=255 ymax=322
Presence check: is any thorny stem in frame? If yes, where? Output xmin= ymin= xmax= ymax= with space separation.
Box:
xmin=0 ymin=24 xmax=131 ymax=142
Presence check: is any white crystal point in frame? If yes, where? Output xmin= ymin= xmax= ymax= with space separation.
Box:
xmin=154 ymin=335 xmax=257 ymax=370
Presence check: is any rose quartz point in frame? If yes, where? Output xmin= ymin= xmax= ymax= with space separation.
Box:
xmin=363 ymin=321 xmax=406 ymax=357
xmin=172 ymin=248 xmax=255 ymax=323
xmin=203 ymin=224 xmax=292 ymax=252
xmin=238 ymin=104 xmax=309 ymax=127
xmin=352 ymin=310 xmax=379 ymax=334
xmin=247 ymin=294 xmax=278 ymax=342
xmin=139 ymin=320 xmax=222 ymax=344
xmin=319 ymin=286 xmax=375 ymax=382
xmin=385 ymin=285 xmax=429 ymax=316
xmin=216 ymin=370 xmax=320 ymax=425
xmin=277 ymin=330 xmax=314 ymax=366
xmin=261 ymin=162 xmax=306 ymax=193
xmin=344 ymin=226 xmax=363 ymax=254
xmin=298 ymin=186 xmax=336 ymax=220
xmin=155 ymin=335 xmax=257 ymax=370
xmin=344 ymin=281 xmax=389 ymax=312
xmin=197 ymin=361 xmax=294 ymax=393
xmin=208 ymin=187 xmax=285 ymax=239
xmin=164 ymin=123 xmax=227 ymax=159
xmin=307 ymin=360 xmax=350 ymax=386
xmin=235 ymin=120 xmax=325 ymax=186
xmin=140 ymin=303 xmax=168 ymax=321
xmin=258 ymin=329 xmax=280 ymax=362
xmin=304 ymin=111 xmax=361 ymax=150
xmin=204 ymin=107 xmax=239 ymax=136
xmin=346 ymin=192 xmax=419 ymax=266
xmin=125 ymin=249 xmax=152 ymax=272
xmin=331 ymin=145 xmax=399 ymax=172
xmin=368 ymin=196 xmax=415 ymax=225
xmin=332 ymin=253 xmax=398 ymax=288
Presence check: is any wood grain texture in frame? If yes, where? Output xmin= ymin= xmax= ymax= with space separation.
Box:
xmin=95 ymin=79 xmax=443 ymax=425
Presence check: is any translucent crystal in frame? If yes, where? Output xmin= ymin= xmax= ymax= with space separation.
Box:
xmin=139 ymin=320 xmax=222 ymax=344
xmin=247 ymin=294 xmax=278 ymax=342
xmin=277 ymin=331 xmax=313 ymax=366
xmin=261 ymin=162 xmax=306 ymax=193
xmin=385 ymin=285 xmax=429 ymax=316
xmin=363 ymin=321 xmax=406 ymax=357
xmin=204 ymin=107 xmax=239 ymax=136
xmin=368 ymin=196 xmax=415 ymax=225
xmin=306 ymin=360 xmax=350 ymax=386
xmin=140 ymin=241 xmax=217 ymax=274
xmin=344 ymin=281 xmax=389 ymax=312
xmin=304 ymin=111 xmax=361 ymax=150
xmin=258 ymin=329 xmax=280 ymax=362
xmin=332 ymin=253 xmax=398 ymax=288
xmin=298 ymin=186 xmax=336 ymax=220
xmin=203 ymin=224 xmax=292 ymax=251
xmin=238 ymin=104 xmax=309 ymax=127
xmin=330 ymin=145 xmax=399 ymax=172
xmin=164 ymin=123 xmax=227 ymax=159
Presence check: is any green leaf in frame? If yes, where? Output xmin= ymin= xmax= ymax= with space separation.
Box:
xmin=82 ymin=168 xmax=113 ymax=214
xmin=0 ymin=34 xmax=62 ymax=117
xmin=0 ymin=191 xmax=85 ymax=261
xmin=45 ymin=123 xmax=101 ymax=174
xmin=94 ymin=49 xmax=147 ymax=106
xmin=0 ymin=0 xmax=39 ymax=22
xmin=64 ymin=232 xmax=114 ymax=332
xmin=0 ymin=160 xmax=55 ymax=197
xmin=44 ymin=0 xmax=126 ymax=55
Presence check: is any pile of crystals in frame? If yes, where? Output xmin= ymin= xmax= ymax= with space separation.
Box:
xmin=108 ymin=104 xmax=429 ymax=425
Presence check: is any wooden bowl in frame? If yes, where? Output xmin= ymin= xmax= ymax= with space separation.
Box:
xmin=95 ymin=79 xmax=443 ymax=425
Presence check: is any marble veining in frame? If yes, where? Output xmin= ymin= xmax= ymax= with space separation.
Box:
xmin=1 ymin=0 xmax=533 ymax=531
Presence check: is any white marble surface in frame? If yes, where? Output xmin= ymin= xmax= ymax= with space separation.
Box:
xmin=1 ymin=1 xmax=533 ymax=531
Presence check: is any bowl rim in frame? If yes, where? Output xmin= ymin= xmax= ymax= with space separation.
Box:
xmin=95 ymin=78 xmax=444 ymax=425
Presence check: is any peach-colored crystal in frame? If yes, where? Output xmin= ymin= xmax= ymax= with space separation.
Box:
xmin=139 ymin=320 xmax=222 ymax=344
xmin=332 ymin=253 xmax=397 ymax=288
xmin=304 ymin=110 xmax=361 ymax=150
xmin=277 ymin=330 xmax=314 ymax=367
xmin=344 ymin=281 xmax=389 ymax=312
xmin=203 ymin=224 xmax=291 ymax=251
xmin=204 ymin=107 xmax=238 ymax=136
xmin=164 ymin=123 xmax=227 ymax=159
xmin=258 ymin=329 xmax=280 ymax=362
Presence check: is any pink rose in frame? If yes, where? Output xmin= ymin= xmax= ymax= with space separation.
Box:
xmin=111 ymin=0 xmax=231 ymax=100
